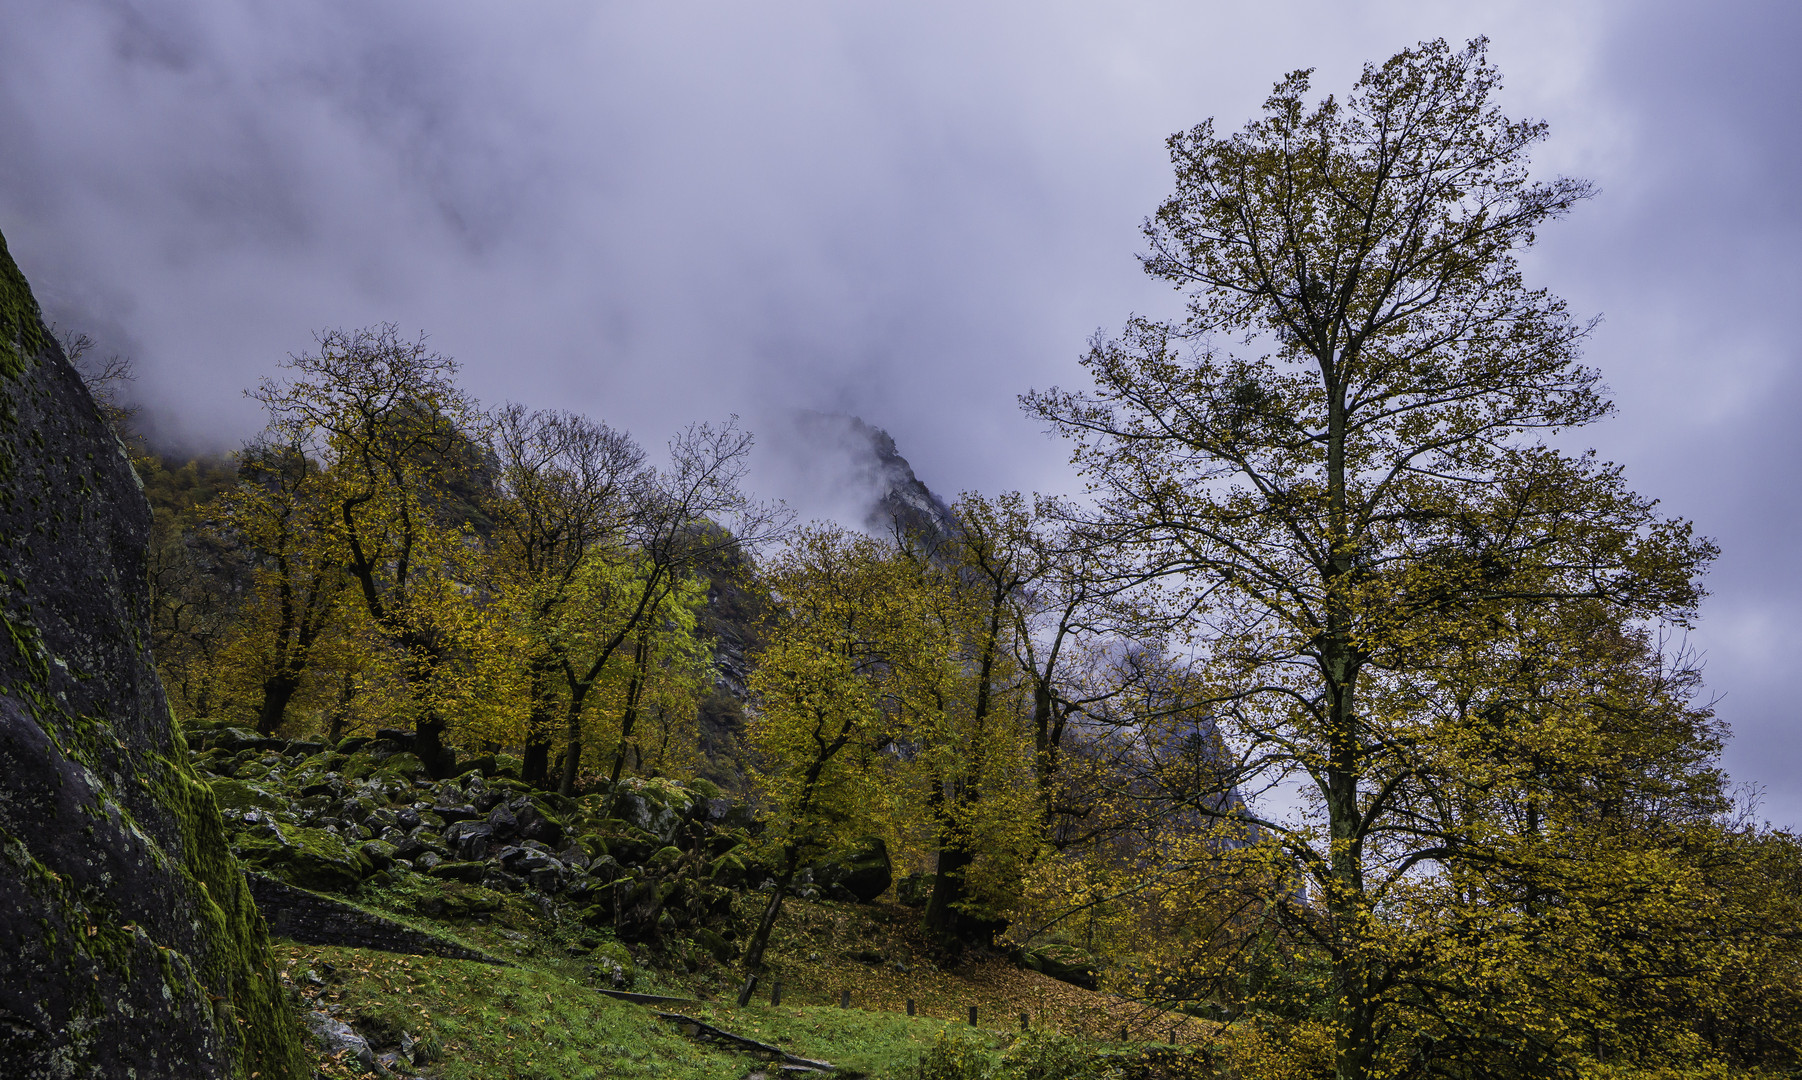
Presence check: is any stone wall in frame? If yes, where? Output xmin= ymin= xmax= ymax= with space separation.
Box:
xmin=248 ymin=873 xmax=507 ymax=965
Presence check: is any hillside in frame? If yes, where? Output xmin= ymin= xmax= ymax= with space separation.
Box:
xmin=191 ymin=726 xmax=1217 ymax=1079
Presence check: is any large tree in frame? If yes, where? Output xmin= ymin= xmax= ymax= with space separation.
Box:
xmin=543 ymin=417 xmax=783 ymax=796
xmin=216 ymin=435 xmax=348 ymax=735
xmin=1026 ymin=39 xmax=1714 ymax=1080
xmin=255 ymin=324 xmax=484 ymax=776
xmin=738 ymin=525 xmax=926 ymax=980
xmin=482 ymin=403 xmax=646 ymax=784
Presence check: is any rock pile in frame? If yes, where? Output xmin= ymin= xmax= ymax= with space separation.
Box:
xmin=190 ymin=727 xmax=788 ymax=955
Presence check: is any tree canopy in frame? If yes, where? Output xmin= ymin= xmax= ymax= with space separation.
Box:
xmin=1026 ymin=37 xmax=1724 ymax=1080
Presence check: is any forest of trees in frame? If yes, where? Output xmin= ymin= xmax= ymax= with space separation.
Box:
xmin=89 ymin=37 xmax=1802 ymax=1080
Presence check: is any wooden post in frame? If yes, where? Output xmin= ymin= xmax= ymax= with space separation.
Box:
xmin=906 ymin=998 xmax=916 ymax=1017
xmin=734 ymin=974 xmax=757 ymax=1008
xmin=840 ymin=990 xmax=850 ymax=1009
xmin=769 ymin=981 xmax=781 ymax=1007
xmin=968 ymin=1006 xmax=978 ymax=1026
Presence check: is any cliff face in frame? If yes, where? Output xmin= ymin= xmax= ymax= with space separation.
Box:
xmin=789 ymin=410 xmax=958 ymax=541
xmin=0 ymin=231 xmax=306 ymax=1079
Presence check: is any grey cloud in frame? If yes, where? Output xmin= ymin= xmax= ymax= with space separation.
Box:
xmin=1 ymin=0 xmax=1798 ymax=821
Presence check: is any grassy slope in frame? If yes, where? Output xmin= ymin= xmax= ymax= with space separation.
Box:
xmin=279 ymin=885 xmax=1220 ymax=1079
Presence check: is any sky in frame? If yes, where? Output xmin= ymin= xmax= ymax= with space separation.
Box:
xmin=1 ymin=1 xmax=1798 ymax=824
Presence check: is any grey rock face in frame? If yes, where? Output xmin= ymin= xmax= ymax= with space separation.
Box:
xmin=0 ymin=231 xmax=306 ymax=1077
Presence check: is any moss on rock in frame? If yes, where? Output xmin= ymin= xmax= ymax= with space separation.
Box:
xmin=231 ymin=823 xmax=373 ymax=892
xmin=0 ymin=228 xmax=306 ymax=1079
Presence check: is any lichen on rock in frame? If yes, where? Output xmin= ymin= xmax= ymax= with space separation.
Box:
xmin=0 ymin=227 xmax=307 ymax=1079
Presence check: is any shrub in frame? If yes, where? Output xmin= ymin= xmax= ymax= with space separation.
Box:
xmin=918 ymin=1030 xmax=994 ymax=1080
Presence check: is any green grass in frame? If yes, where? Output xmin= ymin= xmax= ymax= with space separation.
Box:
xmin=274 ymin=880 xmax=1217 ymax=1078
xmin=692 ymin=1001 xmax=1006 ymax=1077
xmin=279 ymin=944 xmax=749 ymax=1080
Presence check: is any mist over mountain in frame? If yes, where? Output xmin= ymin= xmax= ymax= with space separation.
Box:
xmin=763 ymin=410 xmax=959 ymax=539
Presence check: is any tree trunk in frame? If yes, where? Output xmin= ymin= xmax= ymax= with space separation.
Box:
xmin=608 ymin=635 xmax=651 ymax=784
xmin=922 ymin=776 xmax=979 ymax=949
xmin=415 ymin=713 xmax=455 ymax=779
xmin=741 ymin=847 xmax=799 ymax=975
xmin=558 ymin=693 xmax=586 ymax=797
xmin=923 ymin=842 xmax=973 ymax=948
xmin=521 ymin=657 xmax=556 ymax=786
xmin=254 ymin=673 xmax=302 ymax=736
xmin=521 ymin=738 xmax=550 ymax=787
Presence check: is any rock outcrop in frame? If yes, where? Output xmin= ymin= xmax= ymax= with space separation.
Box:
xmin=189 ymin=728 xmax=756 ymax=951
xmin=0 ymin=230 xmax=306 ymax=1078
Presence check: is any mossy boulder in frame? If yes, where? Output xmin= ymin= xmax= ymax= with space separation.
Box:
xmin=611 ymin=778 xmax=694 ymax=844
xmin=823 ymin=835 xmax=892 ymax=903
xmin=428 ymin=860 xmax=489 ymax=884
xmin=708 ymin=850 xmax=748 ymax=887
xmin=232 ymin=823 xmax=374 ymax=892
xmin=0 ymin=229 xmax=306 ymax=1078
xmin=405 ymin=880 xmax=504 ymax=919
xmin=208 ymin=776 xmax=286 ymax=813
xmin=691 ymin=927 xmax=735 ymax=964
xmin=375 ymin=751 xmax=427 ymax=782
xmin=897 ymin=870 xmax=932 ymax=908
xmin=597 ymin=820 xmax=664 ymax=864
xmin=589 ymin=940 xmax=636 ymax=988
xmin=455 ymin=754 xmax=497 ymax=779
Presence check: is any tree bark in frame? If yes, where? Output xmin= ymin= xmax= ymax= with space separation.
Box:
xmin=254 ymin=673 xmax=301 ymax=736
xmin=741 ymin=846 xmax=799 ymax=975
xmin=521 ymin=656 xmax=556 ymax=786
xmin=608 ymin=635 xmax=651 ymax=784
xmin=415 ymin=713 xmax=455 ymax=779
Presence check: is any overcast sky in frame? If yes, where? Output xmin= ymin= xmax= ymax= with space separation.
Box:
xmin=2 ymin=1 xmax=1797 ymax=824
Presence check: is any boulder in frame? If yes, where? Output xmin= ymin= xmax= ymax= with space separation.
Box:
xmin=209 ymin=776 xmax=286 ymax=813
xmin=487 ymin=803 xmax=519 ymax=838
xmin=376 ymin=751 xmax=427 ymax=782
xmin=0 ymin=231 xmax=306 ymax=1078
xmin=589 ymin=941 xmax=636 ymax=988
xmin=232 ymin=822 xmax=373 ymax=892
xmin=444 ymin=820 xmax=495 ymax=860
xmin=513 ymin=797 xmax=566 ymax=847
xmin=611 ymin=781 xmax=692 ymax=845
xmin=708 ymin=850 xmax=748 ymax=887
xmin=500 ymin=847 xmax=568 ymax=892
xmin=817 ymin=836 xmax=893 ymax=903
xmin=456 ymin=754 xmax=497 ymax=779
xmin=306 ymin=1012 xmax=375 ymax=1071
xmin=427 ymin=861 xmax=488 ymax=884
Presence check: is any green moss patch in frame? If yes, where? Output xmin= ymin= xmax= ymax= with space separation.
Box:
xmin=232 ymin=822 xmax=372 ymax=892
xmin=209 ymin=776 xmax=286 ymax=813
